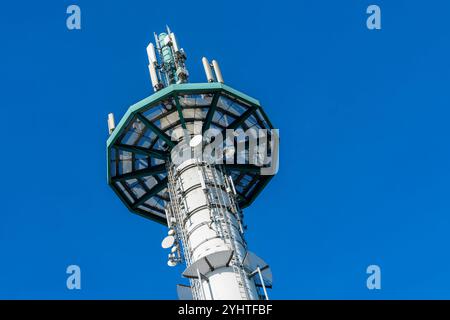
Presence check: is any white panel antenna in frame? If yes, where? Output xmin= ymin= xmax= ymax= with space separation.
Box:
xmin=212 ymin=60 xmax=224 ymax=83
xmin=202 ymin=57 xmax=215 ymax=82
xmin=107 ymin=113 xmax=115 ymax=135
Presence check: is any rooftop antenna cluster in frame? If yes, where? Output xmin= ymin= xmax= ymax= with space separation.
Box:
xmin=147 ymin=26 xmax=189 ymax=91
xmin=107 ymin=27 xmax=277 ymax=300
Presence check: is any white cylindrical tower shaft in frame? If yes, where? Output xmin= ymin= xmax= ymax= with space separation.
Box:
xmin=168 ymin=156 xmax=259 ymax=300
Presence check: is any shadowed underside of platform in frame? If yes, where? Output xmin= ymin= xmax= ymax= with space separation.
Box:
xmin=107 ymin=82 xmax=275 ymax=224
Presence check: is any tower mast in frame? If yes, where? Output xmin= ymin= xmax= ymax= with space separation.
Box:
xmin=107 ymin=27 xmax=277 ymax=300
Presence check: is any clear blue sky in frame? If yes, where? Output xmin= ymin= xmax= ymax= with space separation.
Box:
xmin=1 ymin=0 xmax=450 ymax=299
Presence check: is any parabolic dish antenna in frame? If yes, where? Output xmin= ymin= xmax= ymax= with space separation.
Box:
xmin=167 ymin=260 xmax=177 ymax=267
xmin=189 ymin=135 xmax=203 ymax=148
xmin=161 ymin=235 xmax=175 ymax=249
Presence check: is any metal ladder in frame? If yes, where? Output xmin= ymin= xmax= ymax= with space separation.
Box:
xmin=216 ymin=166 xmax=254 ymax=298
xmin=200 ymin=162 xmax=250 ymax=300
xmin=196 ymin=161 xmax=227 ymax=240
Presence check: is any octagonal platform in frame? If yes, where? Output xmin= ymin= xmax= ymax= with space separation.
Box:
xmin=107 ymin=82 xmax=276 ymax=224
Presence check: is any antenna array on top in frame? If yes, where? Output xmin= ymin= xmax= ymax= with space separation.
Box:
xmin=146 ymin=26 xmax=225 ymax=91
xmin=146 ymin=26 xmax=189 ymax=91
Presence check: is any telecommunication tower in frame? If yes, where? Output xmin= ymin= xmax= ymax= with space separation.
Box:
xmin=106 ymin=27 xmax=278 ymax=300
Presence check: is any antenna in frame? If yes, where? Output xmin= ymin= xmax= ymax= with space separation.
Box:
xmin=202 ymin=57 xmax=214 ymax=82
xmin=212 ymin=60 xmax=224 ymax=83
xmin=146 ymin=28 xmax=189 ymax=89
xmin=146 ymin=43 xmax=157 ymax=64
xmin=107 ymin=113 xmax=115 ymax=135
xmin=170 ymin=33 xmax=179 ymax=52
xmin=161 ymin=235 xmax=175 ymax=249
xmin=153 ymin=32 xmax=160 ymax=50
xmin=147 ymin=42 xmax=163 ymax=91
xmin=202 ymin=57 xmax=224 ymax=83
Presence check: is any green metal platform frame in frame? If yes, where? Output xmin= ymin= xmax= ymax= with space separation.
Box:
xmin=107 ymin=82 xmax=276 ymax=225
